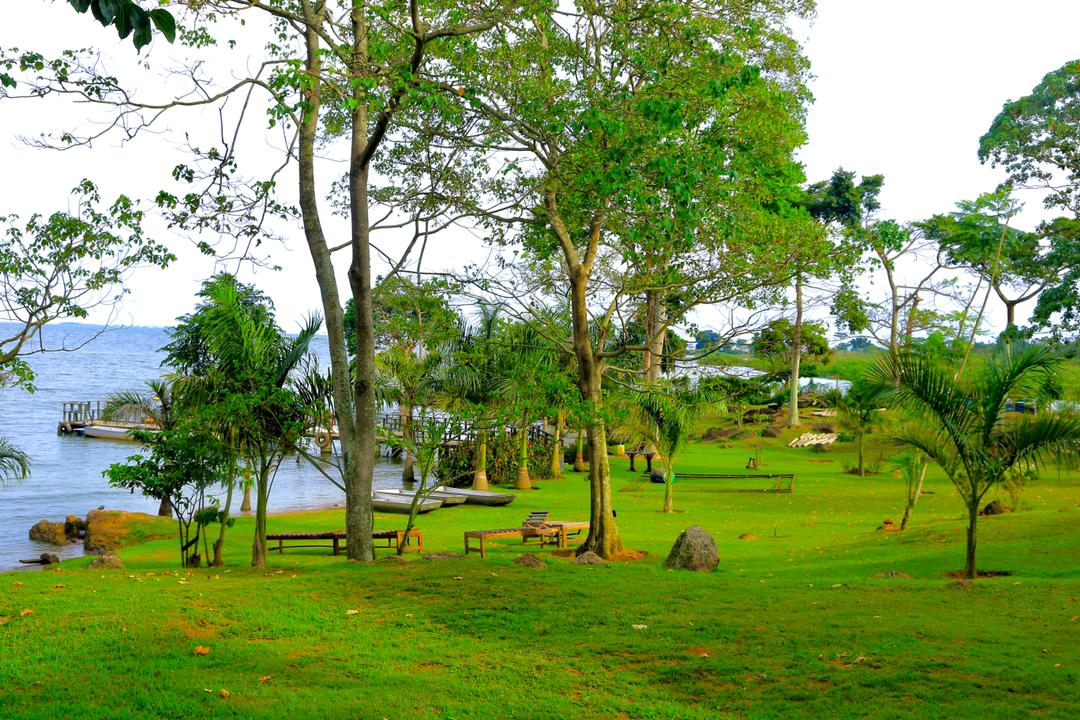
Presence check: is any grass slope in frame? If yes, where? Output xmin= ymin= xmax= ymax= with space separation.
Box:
xmin=1 ymin=436 xmax=1078 ymax=719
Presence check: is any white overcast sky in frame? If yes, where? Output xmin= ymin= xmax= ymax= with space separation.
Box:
xmin=2 ymin=1 xmax=1079 ymax=331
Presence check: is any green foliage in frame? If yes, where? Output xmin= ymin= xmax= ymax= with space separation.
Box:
xmin=66 ymin=0 xmax=175 ymax=51
xmin=0 ymin=180 xmax=174 ymax=389
xmin=106 ymin=421 xmax=231 ymax=567
xmin=753 ymin=319 xmax=831 ymax=372
xmin=876 ymin=342 xmax=1080 ymax=577
xmin=437 ymin=430 xmax=554 ymax=487
xmin=0 ymin=436 xmax=29 ymax=483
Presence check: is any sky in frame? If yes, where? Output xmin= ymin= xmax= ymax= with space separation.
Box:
xmin=2 ymin=1 xmax=1079 ymax=333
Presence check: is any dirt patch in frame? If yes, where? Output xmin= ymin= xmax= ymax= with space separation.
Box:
xmin=687 ymin=646 xmax=714 ymax=658
xmin=807 ymin=459 xmax=835 ymax=464
xmin=944 ymin=569 xmax=1013 ymax=579
xmin=609 ymin=549 xmax=648 ymax=562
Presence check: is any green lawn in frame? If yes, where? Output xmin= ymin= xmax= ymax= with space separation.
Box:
xmin=2 ymin=435 xmax=1078 ymax=719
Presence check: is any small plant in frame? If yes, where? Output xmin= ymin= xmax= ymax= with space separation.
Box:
xmin=1001 ymin=467 xmax=1037 ymax=511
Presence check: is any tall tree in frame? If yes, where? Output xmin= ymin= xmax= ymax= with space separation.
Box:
xmin=450 ymin=0 xmax=814 ymax=557
xmin=979 ymin=60 xmax=1080 ymax=339
xmin=6 ymin=2 xmax=510 ymax=562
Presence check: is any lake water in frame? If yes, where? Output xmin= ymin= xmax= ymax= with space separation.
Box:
xmin=0 ymin=323 xmax=406 ymax=571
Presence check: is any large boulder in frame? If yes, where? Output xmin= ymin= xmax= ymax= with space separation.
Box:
xmin=982 ymin=500 xmax=1010 ymax=516
xmin=574 ymin=551 xmax=607 ymax=566
xmin=700 ymin=426 xmax=729 ymax=442
xmin=663 ymin=526 xmax=718 ymax=572
xmin=64 ymin=515 xmax=87 ymax=541
xmin=29 ymin=520 xmax=68 ymax=545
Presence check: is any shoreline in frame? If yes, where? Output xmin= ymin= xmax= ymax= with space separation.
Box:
xmin=5 ymin=498 xmax=352 ymax=573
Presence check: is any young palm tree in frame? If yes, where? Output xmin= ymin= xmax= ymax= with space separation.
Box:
xmin=878 ymin=343 xmax=1080 ymax=579
xmin=831 ymin=380 xmax=886 ymax=477
xmin=633 ymin=379 xmax=721 ymax=513
xmin=104 ymin=377 xmax=181 ymax=516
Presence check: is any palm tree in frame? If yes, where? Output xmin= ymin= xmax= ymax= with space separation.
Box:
xmin=104 ymin=377 xmax=181 ymax=516
xmin=830 ymin=380 xmax=886 ymax=477
xmin=0 ymin=437 xmax=29 ymax=482
xmin=878 ymin=343 xmax=1080 ymax=578
xmin=633 ymin=379 xmax=721 ymax=513
xmin=166 ymin=274 xmax=322 ymax=568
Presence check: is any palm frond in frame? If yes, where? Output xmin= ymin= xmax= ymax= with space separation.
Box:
xmin=0 ymin=436 xmax=30 ymax=481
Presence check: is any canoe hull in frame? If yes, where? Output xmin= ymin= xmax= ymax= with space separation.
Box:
xmin=438 ymin=488 xmax=516 ymax=506
xmin=371 ymin=493 xmax=442 ymax=514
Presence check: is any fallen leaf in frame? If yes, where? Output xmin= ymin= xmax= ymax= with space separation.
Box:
xmin=219 ymin=689 xmax=230 ymax=699
xmin=346 ymin=609 xmax=360 ymax=616
xmin=19 ymin=609 xmax=33 ymax=617
xmin=259 ymin=676 xmax=272 ymax=684
xmin=453 ymin=576 xmax=463 ymax=581
xmin=53 ymin=584 xmax=65 ymax=591
xmin=632 ymin=624 xmax=648 ymax=631
xmin=193 ymin=646 xmax=210 ymax=656
xmin=14 ymin=581 xmax=23 ymax=587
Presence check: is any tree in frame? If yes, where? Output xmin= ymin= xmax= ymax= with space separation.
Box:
xmin=753 ymin=319 xmax=831 ymax=379
xmin=106 ymin=421 xmax=230 ymax=567
xmin=0 ymin=179 xmax=173 ymax=390
xmin=633 ymin=380 xmax=718 ymax=513
xmin=830 ymin=380 xmax=885 ymax=477
xmin=979 ymin=60 xmax=1080 ymax=339
xmin=8 ymin=1 xmax=511 ymax=563
xmin=450 ymin=0 xmax=813 ymax=557
xmin=164 ymin=274 xmax=321 ymax=567
xmin=876 ymin=343 xmax=1080 ymax=578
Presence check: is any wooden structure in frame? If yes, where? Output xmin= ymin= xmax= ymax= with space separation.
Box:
xmin=673 ymin=473 xmax=796 ymax=493
xmin=787 ymin=432 xmax=838 ymax=448
xmin=464 ymin=511 xmax=589 ymax=558
xmin=266 ymin=529 xmax=423 ymax=555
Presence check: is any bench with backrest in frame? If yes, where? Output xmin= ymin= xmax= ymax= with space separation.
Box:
xmin=266 ymin=529 xmax=423 ymax=555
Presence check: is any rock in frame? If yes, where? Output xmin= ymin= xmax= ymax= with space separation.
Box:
xmin=423 ymin=552 xmax=465 ymax=560
xmin=811 ymin=423 xmax=837 ymax=433
xmin=649 ymin=470 xmax=666 ymax=484
xmin=761 ymin=426 xmax=783 ymax=438
xmin=39 ymin=553 xmax=60 ymax=565
xmin=875 ymin=571 xmax=911 ymax=579
xmin=982 ymin=500 xmax=1010 ymax=516
xmin=738 ymin=533 xmax=757 ymax=540
xmin=574 ymin=551 xmax=607 ymax=566
xmin=513 ymin=553 xmax=546 ymax=569
xmin=29 ymin=520 xmax=68 ymax=545
xmin=701 ymin=427 xmax=729 ymax=442
xmin=88 ymin=554 xmax=124 ymax=570
xmin=65 ymin=515 xmax=87 ymax=541
xmin=662 ymin=526 xmax=719 ymax=572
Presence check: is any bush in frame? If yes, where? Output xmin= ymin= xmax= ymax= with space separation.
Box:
xmin=436 ymin=430 xmax=556 ymax=486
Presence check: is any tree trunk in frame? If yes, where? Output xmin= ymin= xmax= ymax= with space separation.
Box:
xmin=515 ymin=425 xmax=532 ymax=490
xmin=662 ymin=462 xmax=674 ymax=513
xmin=157 ymin=497 xmax=173 ymax=518
xmin=296 ymin=7 xmax=373 ymax=562
xmin=964 ymin=504 xmax=979 ymax=579
xmin=899 ymin=459 xmax=928 ymax=530
xmin=857 ymin=432 xmax=864 ymax=477
xmin=212 ymin=473 xmax=235 ymax=567
xmin=550 ymin=411 xmax=564 ymax=479
xmin=251 ymin=463 xmax=269 ymax=568
xmin=401 ymin=402 xmax=415 ymax=483
xmin=574 ymin=430 xmax=586 ymax=472
xmin=788 ymin=272 xmax=804 ymax=427
xmin=240 ymin=484 xmax=252 ymax=513
xmin=472 ymin=429 xmax=489 ymax=490
xmin=1005 ymin=299 xmax=1016 ymax=329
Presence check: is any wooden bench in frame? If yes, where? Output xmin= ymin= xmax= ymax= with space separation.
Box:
xmin=673 ymin=473 xmax=796 ymax=493
xmin=626 ymin=447 xmax=656 ymax=472
xmin=266 ymin=529 xmax=423 ymax=555
xmin=464 ymin=526 xmax=563 ymax=558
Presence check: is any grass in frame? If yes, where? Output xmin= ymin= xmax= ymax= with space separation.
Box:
xmin=1 ymin=433 xmax=1078 ymax=718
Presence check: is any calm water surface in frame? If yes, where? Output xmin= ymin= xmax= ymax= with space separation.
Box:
xmin=0 ymin=323 xmax=404 ymax=570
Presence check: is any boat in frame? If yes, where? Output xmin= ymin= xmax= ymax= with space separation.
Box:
xmin=81 ymin=423 xmax=158 ymax=442
xmin=377 ymin=487 xmax=468 ymax=506
xmin=437 ymin=487 xmax=516 ymax=506
xmin=371 ymin=492 xmax=443 ymax=514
